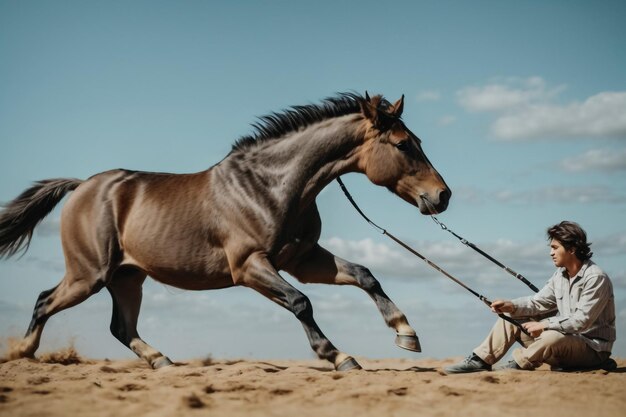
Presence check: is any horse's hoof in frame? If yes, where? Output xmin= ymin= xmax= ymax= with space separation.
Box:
xmin=7 ymin=343 xmax=35 ymax=360
xmin=395 ymin=334 xmax=421 ymax=352
xmin=336 ymin=356 xmax=362 ymax=371
xmin=152 ymin=356 xmax=174 ymax=369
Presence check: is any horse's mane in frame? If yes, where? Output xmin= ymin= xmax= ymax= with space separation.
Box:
xmin=232 ymin=92 xmax=375 ymax=152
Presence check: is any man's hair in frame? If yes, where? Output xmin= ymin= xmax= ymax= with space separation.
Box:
xmin=547 ymin=221 xmax=593 ymax=261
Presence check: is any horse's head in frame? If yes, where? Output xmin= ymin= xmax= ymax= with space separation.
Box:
xmin=357 ymin=93 xmax=451 ymax=215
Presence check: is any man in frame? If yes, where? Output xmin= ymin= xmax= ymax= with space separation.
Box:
xmin=445 ymin=221 xmax=616 ymax=373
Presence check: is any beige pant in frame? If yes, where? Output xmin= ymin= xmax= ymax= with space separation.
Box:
xmin=474 ymin=317 xmax=609 ymax=370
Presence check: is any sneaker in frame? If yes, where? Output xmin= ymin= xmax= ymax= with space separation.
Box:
xmin=601 ymin=358 xmax=618 ymax=371
xmin=494 ymin=359 xmax=522 ymax=371
xmin=444 ymin=353 xmax=491 ymax=374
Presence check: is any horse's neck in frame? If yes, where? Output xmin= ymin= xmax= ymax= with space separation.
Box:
xmin=223 ymin=116 xmax=363 ymax=210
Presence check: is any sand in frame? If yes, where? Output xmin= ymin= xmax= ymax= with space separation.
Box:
xmin=0 ymin=348 xmax=624 ymax=417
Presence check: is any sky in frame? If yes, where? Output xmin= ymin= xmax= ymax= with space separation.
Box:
xmin=1 ymin=1 xmax=625 ymax=363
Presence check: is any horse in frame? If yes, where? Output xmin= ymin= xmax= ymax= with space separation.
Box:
xmin=0 ymin=92 xmax=451 ymax=371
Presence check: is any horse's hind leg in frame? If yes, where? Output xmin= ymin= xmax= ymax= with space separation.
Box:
xmin=12 ymin=274 xmax=105 ymax=359
xmin=107 ymin=268 xmax=173 ymax=369
xmin=286 ymin=244 xmax=421 ymax=352
xmin=237 ymin=252 xmax=361 ymax=371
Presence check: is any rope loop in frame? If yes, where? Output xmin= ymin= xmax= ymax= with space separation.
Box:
xmin=431 ymin=215 xmax=448 ymax=230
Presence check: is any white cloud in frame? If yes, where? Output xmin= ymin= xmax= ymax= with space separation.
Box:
xmin=323 ymin=237 xmax=425 ymax=280
xmin=560 ymin=148 xmax=626 ymax=172
xmin=321 ymin=236 xmax=551 ymax=289
xmin=611 ymin=270 xmax=626 ymax=288
xmin=457 ymin=77 xmax=626 ymax=140
xmin=492 ymin=92 xmax=626 ymax=140
xmin=319 ymin=229 xmax=626 ymax=293
xmin=448 ymin=186 xmax=484 ymax=204
xmin=457 ymin=76 xmax=563 ymax=112
xmin=35 ymin=218 xmax=61 ymax=237
xmin=455 ymin=185 xmax=626 ymax=205
xmin=494 ymin=185 xmax=626 ymax=204
xmin=415 ymin=90 xmax=441 ymax=102
xmin=437 ymin=115 xmax=456 ymax=126
xmin=593 ymin=232 xmax=626 ymax=257
xmin=23 ymin=255 xmax=66 ymax=273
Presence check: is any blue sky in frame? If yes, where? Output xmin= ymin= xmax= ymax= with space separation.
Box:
xmin=1 ymin=1 xmax=625 ymax=362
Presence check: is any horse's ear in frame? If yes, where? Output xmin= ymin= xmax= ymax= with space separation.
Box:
xmin=392 ymin=94 xmax=404 ymax=117
xmin=359 ymin=94 xmax=377 ymax=122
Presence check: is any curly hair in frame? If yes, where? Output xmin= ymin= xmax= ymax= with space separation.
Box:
xmin=547 ymin=221 xmax=593 ymax=261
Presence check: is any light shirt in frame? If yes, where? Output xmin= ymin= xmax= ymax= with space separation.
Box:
xmin=511 ymin=260 xmax=616 ymax=353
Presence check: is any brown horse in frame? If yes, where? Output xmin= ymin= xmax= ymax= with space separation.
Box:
xmin=0 ymin=92 xmax=450 ymax=370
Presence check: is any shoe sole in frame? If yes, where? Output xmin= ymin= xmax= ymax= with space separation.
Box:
xmin=443 ymin=367 xmax=490 ymax=374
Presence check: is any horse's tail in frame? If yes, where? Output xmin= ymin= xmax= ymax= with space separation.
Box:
xmin=0 ymin=178 xmax=83 ymax=259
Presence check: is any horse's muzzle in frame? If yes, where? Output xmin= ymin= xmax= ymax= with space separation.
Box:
xmin=419 ymin=188 xmax=451 ymax=214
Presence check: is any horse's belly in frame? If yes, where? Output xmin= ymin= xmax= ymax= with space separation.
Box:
xmin=121 ymin=241 xmax=234 ymax=290
xmin=147 ymin=269 xmax=235 ymax=291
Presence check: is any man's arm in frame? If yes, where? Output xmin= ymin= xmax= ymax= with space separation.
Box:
xmin=509 ymin=276 xmax=558 ymax=317
xmin=489 ymin=299 xmax=552 ymax=337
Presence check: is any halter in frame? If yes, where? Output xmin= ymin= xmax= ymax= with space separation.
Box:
xmin=336 ymin=177 xmax=531 ymax=337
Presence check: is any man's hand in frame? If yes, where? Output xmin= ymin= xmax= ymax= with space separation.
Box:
xmin=490 ymin=300 xmax=514 ymax=314
xmin=522 ymin=321 xmax=546 ymax=338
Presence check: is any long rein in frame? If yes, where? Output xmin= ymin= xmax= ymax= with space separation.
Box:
xmin=335 ymin=177 xmax=532 ymax=337
xmin=429 ymin=216 xmax=540 ymax=293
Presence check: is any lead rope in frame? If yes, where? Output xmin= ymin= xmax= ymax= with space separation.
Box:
xmin=429 ymin=216 xmax=539 ymax=293
xmin=336 ymin=177 xmax=531 ymax=337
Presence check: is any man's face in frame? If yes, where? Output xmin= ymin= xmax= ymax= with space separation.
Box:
xmin=549 ymin=239 xmax=576 ymax=267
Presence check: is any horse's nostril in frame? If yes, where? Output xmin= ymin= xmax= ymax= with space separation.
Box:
xmin=438 ymin=188 xmax=451 ymax=211
xmin=439 ymin=188 xmax=451 ymax=203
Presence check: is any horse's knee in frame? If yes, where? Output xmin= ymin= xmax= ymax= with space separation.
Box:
xmin=347 ymin=264 xmax=380 ymax=291
xmin=290 ymin=292 xmax=313 ymax=320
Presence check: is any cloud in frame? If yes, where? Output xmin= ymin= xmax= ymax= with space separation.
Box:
xmin=457 ymin=76 xmax=563 ymax=112
xmin=560 ymin=148 xmax=626 ymax=172
xmin=457 ymin=77 xmax=626 ymax=140
xmin=35 ymin=218 xmax=61 ymax=237
xmin=415 ymin=90 xmax=441 ymax=102
xmin=23 ymin=255 xmax=66 ymax=273
xmin=593 ymin=232 xmax=626 ymax=257
xmin=321 ymin=232 xmax=626 ymax=282
xmin=437 ymin=115 xmax=456 ymax=126
xmin=611 ymin=270 xmax=626 ymax=288
xmin=494 ymin=186 xmax=626 ymax=204
xmin=321 ymin=236 xmax=551 ymax=289
xmin=454 ymin=185 xmax=626 ymax=205
xmin=492 ymin=92 xmax=626 ymax=140
xmin=323 ymin=237 xmax=426 ymax=281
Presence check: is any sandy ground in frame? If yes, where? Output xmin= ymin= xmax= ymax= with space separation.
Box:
xmin=0 ymin=349 xmax=624 ymax=417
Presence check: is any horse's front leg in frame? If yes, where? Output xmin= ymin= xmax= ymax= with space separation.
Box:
xmin=286 ymin=244 xmax=421 ymax=352
xmin=234 ymin=251 xmax=361 ymax=371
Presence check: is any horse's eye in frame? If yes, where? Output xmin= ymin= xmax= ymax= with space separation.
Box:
xmin=395 ymin=141 xmax=409 ymax=153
